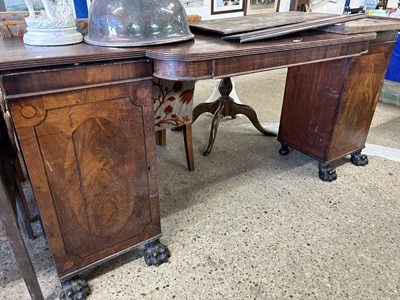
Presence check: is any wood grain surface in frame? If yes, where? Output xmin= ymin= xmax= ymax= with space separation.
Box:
xmin=5 ymin=61 xmax=161 ymax=279
xmin=319 ymin=16 xmax=400 ymax=34
xmin=189 ymin=11 xmax=338 ymax=35
xmin=278 ymin=31 xmax=395 ymax=162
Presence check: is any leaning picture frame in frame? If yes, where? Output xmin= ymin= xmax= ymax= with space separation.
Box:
xmin=245 ymin=0 xmax=278 ymax=15
xmin=180 ymin=0 xmax=205 ymax=7
xmin=211 ymin=0 xmax=246 ymax=14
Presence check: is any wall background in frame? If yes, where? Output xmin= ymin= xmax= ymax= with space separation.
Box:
xmin=183 ymin=0 xmax=244 ymax=20
xmin=183 ymin=0 xmax=351 ymax=20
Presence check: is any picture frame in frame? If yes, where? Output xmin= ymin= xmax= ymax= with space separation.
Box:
xmin=245 ymin=0 xmax=278 ymax=15
xmin=211 ymin=0 xmax=246 ymax=14
xmin=3 ymin=0 xmax=45 ymax=11
xmin=180 ymin=0 xmax=205 ymax=8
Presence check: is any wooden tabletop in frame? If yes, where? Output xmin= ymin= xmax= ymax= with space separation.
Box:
xmin=147 ymin=31 xmax=377 ymax=80
xmin=0 ymin=28 xmax=379 ymax=83
xmin=146 ymin=31 xmax=376 ymax=61
xmin=0 ymin=39 xmax=146 ymax=72
xmin=2 ymin=14 xmax=399 ymax=74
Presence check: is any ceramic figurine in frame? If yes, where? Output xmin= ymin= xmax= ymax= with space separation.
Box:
xmin=23 ymin=0 xmax=83 ymax=46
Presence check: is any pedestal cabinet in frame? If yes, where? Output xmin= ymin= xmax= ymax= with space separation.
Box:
xmin=1 ymin=60 xmax=167 ymax=292
xmin=278 ymin=31 xmax=397 ymax=181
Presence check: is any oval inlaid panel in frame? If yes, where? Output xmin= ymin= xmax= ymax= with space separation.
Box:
xmin=65 ymin=117 xmax=135 ymax=237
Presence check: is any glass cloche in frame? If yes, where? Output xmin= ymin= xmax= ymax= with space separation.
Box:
xmin=84 ymin=0 xmax=194 ymax=47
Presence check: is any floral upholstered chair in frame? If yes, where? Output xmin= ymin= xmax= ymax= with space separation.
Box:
xmin=153 ymin=78 xmax=195 ymax=171
xmin=152 ymin=14 xmax=201 ymax=172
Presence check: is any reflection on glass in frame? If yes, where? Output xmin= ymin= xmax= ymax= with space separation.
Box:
xmin=84 ymin=0 xmax=194 ymax=47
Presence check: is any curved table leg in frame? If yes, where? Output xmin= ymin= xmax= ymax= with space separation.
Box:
xmin=192 ymin=100 xmax=220 ymax=123
xmin=229 ymin=101 xmax=276 ymax=136
xmin=192 ymin=77 xmax=275 ymax=156
xmin=203 ymin=102 xmax=225 ymax=156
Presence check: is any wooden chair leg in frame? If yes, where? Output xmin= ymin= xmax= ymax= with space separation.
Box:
xmin=1 ymin=119 xmax=44 ymax=300
xmin=16 ymin=191 xmax=35 ymax=239
xmin=155 ymin=129 xmax=167 ymax=147
xmin=0 ymin=185 xmax=44 ymax=300
xmin=183 ymin=124 xmax=194 ymax=172
xmin=13 ymin=162 xmax=35 ymax=239
xmin=4 ymin=112 xmax=36 ymax=239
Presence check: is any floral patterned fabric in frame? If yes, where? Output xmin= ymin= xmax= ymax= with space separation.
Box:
xmin=153 ymin=78 xmax=195 ymax=130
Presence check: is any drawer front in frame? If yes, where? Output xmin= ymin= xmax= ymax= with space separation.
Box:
xmin=1 ymin=60 xmax=153 ymax=97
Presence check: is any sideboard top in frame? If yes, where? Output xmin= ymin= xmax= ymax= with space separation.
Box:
xmin=0 ymin=15 xmax=396 ymax=72
xmin=0 ymin=39 xmax=146 ymax=71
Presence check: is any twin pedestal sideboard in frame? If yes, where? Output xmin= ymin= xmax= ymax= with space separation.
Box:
xmin=0 ymin=17 xmax=398 ymax=299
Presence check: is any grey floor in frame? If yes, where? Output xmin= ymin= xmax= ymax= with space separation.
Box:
xmin=1 ymin=69 xmax=400 ymax=300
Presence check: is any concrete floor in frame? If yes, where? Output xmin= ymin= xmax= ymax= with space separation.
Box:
xmin=1 ymin=69 xmax=400 ymax=300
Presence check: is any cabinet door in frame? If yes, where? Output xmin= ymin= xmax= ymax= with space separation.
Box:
xmin=278 ymin=59 xmax=349 ymax=161
xmin=328 ymin=43 xmax=394 ymax=160
xmin=6 ymin=62 xmax=160 ymax=279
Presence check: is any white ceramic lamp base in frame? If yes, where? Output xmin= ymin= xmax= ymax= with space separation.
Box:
xmin=23 ymin=27 xmax=83 ymax=46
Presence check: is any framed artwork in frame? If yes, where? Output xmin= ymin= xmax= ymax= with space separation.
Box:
xmin=311 ymin=0 xmax=327 ymax=7
xmin=3 ymin=0 xmax=45 ymax=11
xmin=211 ymin=0 xmax=246 ymax=14
xmin=180 ymin=0 xmax=205 ymax=7
xmin=246 ymin=0 xmax=278 ymax=14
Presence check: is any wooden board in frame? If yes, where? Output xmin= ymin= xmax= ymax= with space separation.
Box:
xmin=319 ymin=16 xmax=400 ymax=34
xmin=223 ymin=14 xmax=366 ymax=43
xmin=189 ymin=11 xmax=337 ymax=35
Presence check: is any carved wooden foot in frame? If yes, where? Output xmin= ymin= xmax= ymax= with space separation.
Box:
xmin=144 ymin=239 xmax=170 ymax=266
xmin=279 ymin=143 xmax=290 ymax=155
xmin=350 ymin=150 xmax=369 ymax=166
xmin=318 ymin=162 xmax=337 ymax=182
xmin=59 ymin=276 xmax=90 ymax=300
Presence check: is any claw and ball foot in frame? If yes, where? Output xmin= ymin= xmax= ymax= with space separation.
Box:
xmin=318 ymin=162 xmax=337 ymax=182
xmin=144 ymin=239 xmax=170 ymax=266
xmin=59 ymin=277 xmax=90 ymax=300
xmin=350 ymin=150 xmax=369 ymax=166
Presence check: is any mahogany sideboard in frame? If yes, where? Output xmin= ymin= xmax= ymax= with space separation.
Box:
xmin=0 ymin=18 xmax=394 ymax=299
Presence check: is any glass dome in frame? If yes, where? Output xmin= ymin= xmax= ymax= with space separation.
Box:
xmin=84 ymin=0 xmax=194 ymax=47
